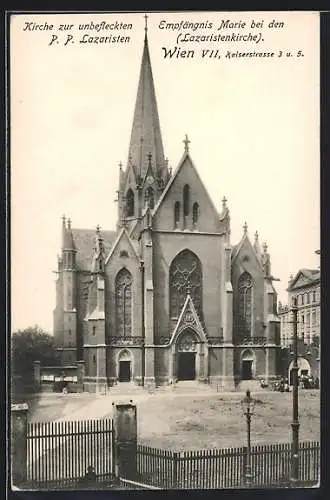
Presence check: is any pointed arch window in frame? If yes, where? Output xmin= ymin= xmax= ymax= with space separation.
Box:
xmin=126 ymin=188 xmax=135 ymax=217
xmin=183 ymin=184 xmax=190 ymax=216
xmin=169 ymin=249 xmax=202 ymax=319
xmin=238 ymin=272 xmax=253 ymax=338
xmin=174 ymin=201 xmax=180 ymax=228
xmin=192 ymin=202 xmax=199 ymax=225
xmin=145 ymin=187 xmax=155 ymax=209
xmin=115 ymin=268 xmax=132 ymax=337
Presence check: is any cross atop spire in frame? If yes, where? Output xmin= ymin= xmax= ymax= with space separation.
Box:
xmin=147 ymin=151 xmax=152 ymax=165
xmin=263 ymin=242 xmax=268 ymax=253
xmin=254 ymin=230 xmax=259 ymax=242
xmin=96 ymin=224 xmax=101 ymax=234
xmin=67 ymin=218 xmax=71 ymax=229
xmin=183 ymin=134 xmax=190 ymax=153
xmin=222 ymin=196 xmax=227 ymax=210
xmin=243 ymin=221 xmax=248 ymax=234
xmin=144 ymin=13 xmax=148 ymax=39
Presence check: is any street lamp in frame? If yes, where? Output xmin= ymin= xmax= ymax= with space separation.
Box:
xmin=290 ymin=296 xmax=300 ymax=485
xmin=241 ymin=390 xmax=255 ymax=487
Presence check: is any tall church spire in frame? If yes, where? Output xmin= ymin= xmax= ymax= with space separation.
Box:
xmin=127 ymin=15 xmax=166 ymax=180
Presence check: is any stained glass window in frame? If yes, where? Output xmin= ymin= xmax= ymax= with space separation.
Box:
xmin=126 ymin=188 xmax=134 ymax=217
xmin=238 ymin=272 xmax=253 ymax=337
xmin=169 ymin=250 xmax=202 ymax=319
xmin=115 ymin=268 xmax=132 ymax=337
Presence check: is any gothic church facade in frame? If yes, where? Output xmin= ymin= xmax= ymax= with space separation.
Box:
xmin=53 ymin=27 xmax=281 ymax=391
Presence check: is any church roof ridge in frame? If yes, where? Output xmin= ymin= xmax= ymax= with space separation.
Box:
xmin=152 ymin=150 xmax=220 ymax=222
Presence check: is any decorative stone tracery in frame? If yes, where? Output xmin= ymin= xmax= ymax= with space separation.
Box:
xmin=169 ymin=249 xmax=202 ymax=319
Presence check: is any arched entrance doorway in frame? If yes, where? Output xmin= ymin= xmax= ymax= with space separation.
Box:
xmin=176 ymin=329 xmax=198 ymax=381
xmin=288 ymin=357 xmax=311 ymax=385
xmin=241 ymin=349 xmax=254 ymax=380
xmin=118 ymin=349 xmax=132 ymax=382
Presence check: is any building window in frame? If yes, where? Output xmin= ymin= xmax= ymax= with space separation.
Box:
xmin=237 ymin=272 xmax=253 ymax=338
xmin=68 ymin=329 xmax=71 ymax=336
xmin=183 ymin=184 xmax=190 ymax=216
xmin=93 ymin=355 xmax=96 ymax=363
xmin=169 ymin=249 xmax=202 ymax=319
xmin=92 ymin=326 xmax=96 ymax=336
xmin=192 ymin=202 xmax=199 ymax=225
xmin=115 ymin=268 xmax=132 ymax=337
xmin=174 ymin=201 xmax=180 ymax=228
xmin=126 ymin=188 xmax=135 ymax=217
xmin=313 ymin=291 xmax=316 ymax=302
xmin=312 ymin=311 xmax=316 ymax=325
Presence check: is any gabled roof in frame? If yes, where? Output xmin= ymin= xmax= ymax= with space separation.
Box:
xmin=152 ymin=151 xmax=220 ymax=218
xmin=71 ymin=229 xmax=116 ymax=271
xmin=169 ymin=293 xmax=207 ymax=346
xmin=231 ymin=231 xmax=264 ymax=272
xmin=288 ymin=268 xmax=320 ymax=291
xmin=127 ymin=33 xmax=165 ymax=178
xmin=104 ymin=227 xmax=140 ymax=265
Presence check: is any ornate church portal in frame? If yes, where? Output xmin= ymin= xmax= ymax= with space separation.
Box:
xmin=173 ymin=328 xmax=208 ymax=382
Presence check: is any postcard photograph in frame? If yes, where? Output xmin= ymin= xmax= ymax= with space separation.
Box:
xmin=10 ymin=10 xmax=320 ymax=490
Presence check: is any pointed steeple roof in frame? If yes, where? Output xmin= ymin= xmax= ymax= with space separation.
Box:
xmin=61 ymin=216 xmax=76 ymax=251
xmin=127 ymin=22 xmax=165 ymax=179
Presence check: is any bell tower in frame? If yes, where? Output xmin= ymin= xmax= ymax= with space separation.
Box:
xmin=116 ymin=15 xmax=170 ymax=232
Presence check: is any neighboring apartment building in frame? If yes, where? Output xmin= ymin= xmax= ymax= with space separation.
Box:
xmin=278 ymin=266 xmax=320 ymax=381
xmin=279 ymin=269 xmax=320 ymax=347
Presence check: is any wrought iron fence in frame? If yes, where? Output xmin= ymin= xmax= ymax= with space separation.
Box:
xmin=136 ymin=441 xmax=320 ymax=489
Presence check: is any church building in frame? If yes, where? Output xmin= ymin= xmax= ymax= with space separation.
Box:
xmin=53 ymin=23 xmax=281 ymax=392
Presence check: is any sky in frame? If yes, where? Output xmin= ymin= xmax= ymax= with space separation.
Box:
xmin=11 ymin=11 xmax=320 ymax=333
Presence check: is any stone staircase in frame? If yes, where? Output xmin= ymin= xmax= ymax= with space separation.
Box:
xmin=106 ymin=382 xmax=145 ymax=395
xmin=171 ymin=380 xmax=216 ymax=393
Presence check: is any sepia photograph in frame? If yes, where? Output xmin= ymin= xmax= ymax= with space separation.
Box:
xmin=10 ymin=10 xmax=320 ymax=490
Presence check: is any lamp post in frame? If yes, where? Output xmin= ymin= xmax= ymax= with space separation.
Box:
xmin=241 ymin=390 xmax=255 ymax=487
xmin=290 ymin=296 xmax=300 ymax=485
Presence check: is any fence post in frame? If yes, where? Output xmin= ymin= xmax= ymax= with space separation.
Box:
xmin=173 ymin=451 xmax=179 ymax=489
xmin=112 ymin=401 xmax=137 ymax=481
xmin=242 ymin=446 xmax=248 ymax=486
xmin=11 ymin=403 xmax=29 ymax=488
